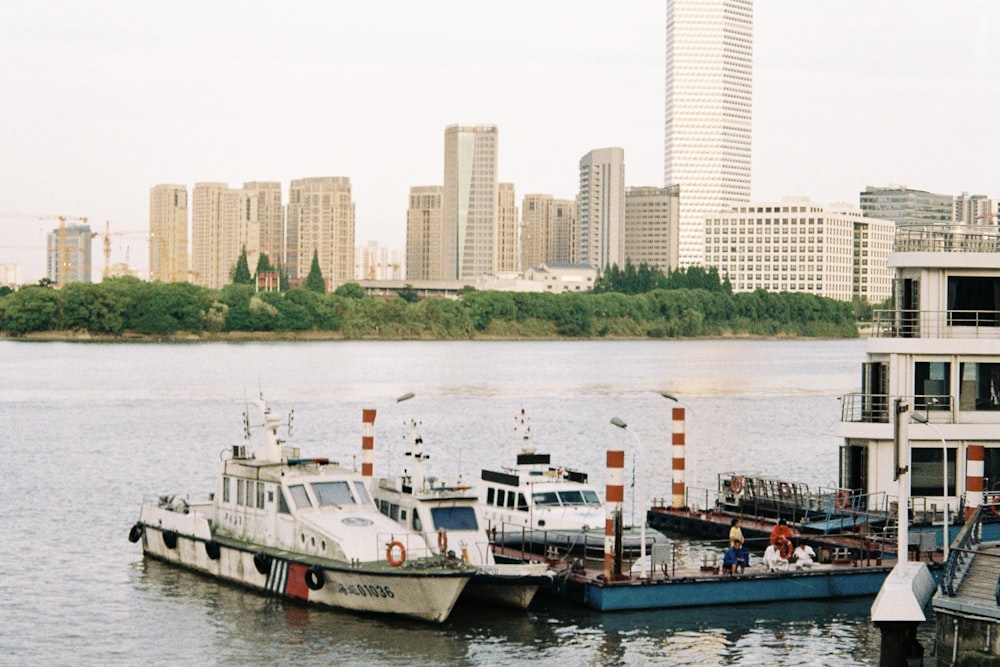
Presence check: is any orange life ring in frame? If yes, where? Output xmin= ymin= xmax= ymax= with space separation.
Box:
xmin=386 ymin=540 xmax=406 ymax=567
xmin=989 ymin=495 xmax=1000 ymax=516
xmin=437 ymin=528 xmax=448 ymax=554
xmin=778 ymin=538 xmax=794 ymax=560
xmin=730 ymin=476 xmax=744 ymax=495
xmin=835 ymin=490 xmax=850 ymax=510
xmin=779 ymin=482 xmax=792 ymax=500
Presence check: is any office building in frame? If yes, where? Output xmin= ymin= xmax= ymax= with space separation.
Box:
xmin=46 ymin=222 xmax=93 ymax=285
xmin=443 ymin=125 xmax=499 ymax=280
xmin=665 ymin=0 xmax=754 ymax=267
xmin=624 ymin=185 xmax=680 ymax=271
xmin=497 ymin=183 xmax=519 ymax=273
xmin=406 ymin=186 xmax=444 ymax=281
xmin=579 ymin=147 xmax=625 ymax=271
xmin=521 ymin=195 xmax=578 ymax=270
xmin=954 ymin=192 xmax=999 ymax=226
xmin=149 ymin=184 xmax=189 ymax=283
xmin=286 ymin=177 xmax=356 ymax=287
xmin=704 ymin=198 xmax=894 ymax=302
xmin=859 ymin=185 xmax=953 ymax=227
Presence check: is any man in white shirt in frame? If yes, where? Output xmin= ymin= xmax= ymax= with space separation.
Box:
xmin=763 ymin=541 xmax=789 ymax=571
xmin=793 ymin=542 xmax=816 ymax=568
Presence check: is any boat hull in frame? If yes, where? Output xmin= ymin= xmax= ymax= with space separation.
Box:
xmin=138 ymin=523 xmax=471 ymax=623
xmin=464 ymin=564 xmax=555 ymax=609
xmin=560 ymin=565 xmax=893 ymax=612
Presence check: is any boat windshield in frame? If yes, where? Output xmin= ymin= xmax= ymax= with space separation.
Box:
xmin=312 ymin=481 xmax=355 ymax=506
xmin=288 ymin=484 xmax=312 ymax=509
xmin=430 ymin=506 xmax=478 ymax=531
xmin=532 ymin=491 xmax=561 ymax=507
xmin=559 ymin=489 xmax=601 ymax=505
xmin=353 ymin=481 xmax=374 ymax=506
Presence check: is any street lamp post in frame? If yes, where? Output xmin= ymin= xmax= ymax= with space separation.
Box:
xmin=611 ymin=417 xmax=645 ymax=566
xmin=911 ymin=412 xmax=950 ymax=559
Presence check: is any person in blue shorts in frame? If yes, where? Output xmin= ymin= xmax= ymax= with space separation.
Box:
xmin=722 ymin=539 xmax=750 ymax=574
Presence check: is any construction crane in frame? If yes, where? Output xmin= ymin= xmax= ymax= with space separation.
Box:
xmin=976 ymin=211 xmax=997 ymax=225
xmin=102 ymin=221 xmax=146 ymax=278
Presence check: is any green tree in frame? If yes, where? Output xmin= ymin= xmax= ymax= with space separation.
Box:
xmin=0 ymin=285 xmax=62 ymax=334
xmin=304 ymin=250 xmax=326 ymax=293
xmin=398 ymin=284 xmax=419 ymax=303
xmin=334 ymin=282 xmax=365 ymax=299
xmin=255 ymin=253 xmax=273 ymax=275
xmin=231 ymin=246 xmax=253 ymax=285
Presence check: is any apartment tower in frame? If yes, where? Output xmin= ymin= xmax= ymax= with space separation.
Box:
xmin=286 ymin=176 xmax=356 ymax=287
xmin=624 ymin=185 xmax=680 ymax=272
xmin=665 ymin=0 xmax=754 ymax=267
xmin=442 ymin=125 xmax=499 ymax=280
xmin=496 ymin=182 xmax=519 ymax=273
xmin=521 ymin=195 xmax=579 ymax=270
xmin=149 ymin=184 xmax=189 ymax=283
xmin=579 ymin=147 xmax=625 ymax=271
xmin=405 ymin=186 xmax=444 ymax=281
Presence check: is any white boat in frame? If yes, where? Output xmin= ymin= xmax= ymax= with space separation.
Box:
xmin=371 ymin=422 xmax=555 ymax=609
xmin=128 ymin=397 xmax=473 ymax=623
xmin=480 ymin=411 xmax=652 ymax=557
xmin=837 ymin=223 xmax=1000 ymax=548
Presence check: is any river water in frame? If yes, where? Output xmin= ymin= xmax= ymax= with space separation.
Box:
xmin=0 ymin=338 xmax=935 ymax=665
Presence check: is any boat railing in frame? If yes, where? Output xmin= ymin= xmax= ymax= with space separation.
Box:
xmin=840 ymin=392 xmax=956 ymax=424
xmin=938 ymin=503 xmax=987 ymax=596
xmin=871 ymin=308 xmax=1000 ymax=339
xmin=894 ymin=225 xmax=1000 ymax=254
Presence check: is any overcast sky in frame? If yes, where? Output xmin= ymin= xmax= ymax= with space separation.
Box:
xmin=1 ymin=1 xmax=998 ymax=283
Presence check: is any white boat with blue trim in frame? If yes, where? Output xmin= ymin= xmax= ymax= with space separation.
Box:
xmin=128 ymin=397 xmax=473 ymax=623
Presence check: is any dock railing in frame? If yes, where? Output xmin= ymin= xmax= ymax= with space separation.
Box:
xmin=938 ymin=503 xmax=987 ymax=597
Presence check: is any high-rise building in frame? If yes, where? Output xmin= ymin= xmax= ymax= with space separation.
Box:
xmin=859 ymin=185 xmax=953 ymax=227
xmin=443 ymin=125 xmax=499 ymax=279
xmin=149 ymin=184 xmax=189 ymax=283
xmin=286 ymin=176 xmax=356 ymax=287
xmin=191 ymin=182 xmax=226 ymax=288
xmin=579 ymin=147 xmax=625 ymax=271
xmin=46 ymin=222 xmax=93 ymax=285
xmin=704 ymin=198 xmax=894 ymax=302
xmin=497 ymin=183 xmax=519 ymax=274
xmin=624 ymin=185 xmax=680 ymax=272
xmin=243 ymin=181 xmax=284 ymax=271
xmin=953 ymin=192 xmax=998 ymax=226
xmin=521 ymin=194 xmax=578 ymax=270
xmin=356 ymin=241 xmax=404 ymax=281
xmin=406 ymin=186 xmax=444 ymax=281
xmin=665 ymin=0 xmax=754 ymax=267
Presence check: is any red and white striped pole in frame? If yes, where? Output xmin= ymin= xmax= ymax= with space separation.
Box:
xmin=967 ymin=444 xmax=985 ymax=519
xmin=605 ymin=449 xmax=625 ymax=581
xmin=361 ymin=408 xmax=377 ymax=479
xmin=672 ymin=407 xmax=686 ymax=509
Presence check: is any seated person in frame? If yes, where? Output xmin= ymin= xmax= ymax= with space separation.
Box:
xmin=770 ymin=518 xmax=794 ymax=545
xmin=722 ymin=540 xmax=750 ymax=574
xmin=792 ymin=542 xmax=816 ymax=568
xmin=763 ymin=539 xmax=790 ymax=571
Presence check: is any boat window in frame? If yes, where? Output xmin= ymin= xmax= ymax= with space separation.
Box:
xmin=277 ymin=488 xmax=290 ymax=514
xmin=222 ymin=477 xmax=231 ymax=504
xmin=486 ymin=488 xmax=495 ymax=505
xmin=353 ymin=481 xmax=374 ymax=506
xmin=289 ymin=484 xmax=312 ymax=509
xmin=533 ymin=491 xmax=560 ymax=507
xmin=430 ymin=506 xmax=479 ymax=531
xmin=959 ymin=362 xmax=1000 ymax=411
xmin=506 ymin=492 xmax=515 ymax=509
xmin=911 ymin=448 xmax=956 ymax=496
xmin=947 ymin=276 xmax=1000 ymax=327
xmin=237 ymin=479 xmax=246 ymax=506
xmin=256 ymin=482 xmax=265 ymax=509
xmin=517 ymin=493 xmax=528 ymax=511
xmin=497 ymin=489 xmax=506 ymax=508
xmin=413 ymin=508 xmax=423 ymax=532
xmin=312 ymin=481 xmax=355 ymax=506
xmin=557 ymin=490 xmax=586 ymax=506
xmin=914 ymin=361 xmax=951 ymax=411
xmin=581 ymin=490 xmax=601 ymax=505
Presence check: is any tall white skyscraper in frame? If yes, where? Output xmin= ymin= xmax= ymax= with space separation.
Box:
xmin=579 ymin=147 xmax=625 ymax=271
xmin=443 ymin=125 xmax=499 ymax=280
xmin=665 ymin=0 xmax=753 ymax=267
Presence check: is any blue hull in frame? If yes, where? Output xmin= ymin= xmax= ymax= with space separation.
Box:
xmin=559 ymin=567 xmax=892 ymax=612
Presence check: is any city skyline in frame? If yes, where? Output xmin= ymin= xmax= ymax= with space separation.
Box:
xmin=1 ymin=1 xmax=998 ymax=283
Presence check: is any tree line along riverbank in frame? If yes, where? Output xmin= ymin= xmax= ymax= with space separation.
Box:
xmin=0 ymin=274 xmax=861 ymax=340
